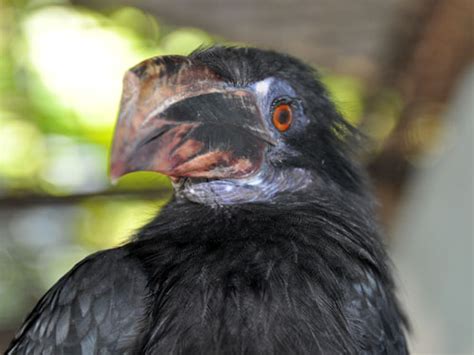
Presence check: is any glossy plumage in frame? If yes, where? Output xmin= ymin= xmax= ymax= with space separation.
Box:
xmin=8 ymin=47 xmax=408 ymax=354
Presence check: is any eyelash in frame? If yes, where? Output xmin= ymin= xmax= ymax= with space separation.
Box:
xmin=270 ymin=97 xmax=295 ymax=112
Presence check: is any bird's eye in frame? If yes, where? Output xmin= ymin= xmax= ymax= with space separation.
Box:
xmin=272 ymin=103 xmax=293 ymax=132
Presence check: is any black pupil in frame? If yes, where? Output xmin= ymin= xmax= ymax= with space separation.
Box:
xmin=278 ymin=108 xmax=290 ymax=124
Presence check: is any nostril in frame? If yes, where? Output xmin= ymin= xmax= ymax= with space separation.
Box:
xmin=135 ymin=125 xmax=174 ymax=151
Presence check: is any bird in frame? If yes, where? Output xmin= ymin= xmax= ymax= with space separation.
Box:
xmin=7 ymin=46 xmax=408 ymax=354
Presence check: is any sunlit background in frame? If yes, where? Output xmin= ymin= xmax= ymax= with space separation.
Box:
xmin=0 ymin=0 xmax=472 ymax=353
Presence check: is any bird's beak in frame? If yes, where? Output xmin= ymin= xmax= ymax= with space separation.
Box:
xmin=110 ymin=56 xmax=274 ymax=183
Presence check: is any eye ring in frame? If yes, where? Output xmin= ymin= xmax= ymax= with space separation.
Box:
xmin=272 ymin=103 xmax=293 ymax=132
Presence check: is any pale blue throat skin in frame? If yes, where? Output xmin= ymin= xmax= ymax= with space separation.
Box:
xmin=173 ymin=164 xmax=313 ymax=206
xmin=172 ymin=77 xmax=314 ymax=206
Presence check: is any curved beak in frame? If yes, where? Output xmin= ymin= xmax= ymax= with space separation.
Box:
xmin=110 ymin=56 xmax=274 ymax=183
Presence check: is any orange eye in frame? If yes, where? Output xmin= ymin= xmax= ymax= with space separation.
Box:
xmin=272 ymin=104 xmax=293 ymax=132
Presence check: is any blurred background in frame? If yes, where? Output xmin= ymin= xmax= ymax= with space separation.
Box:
xmin=0 ymin=0 xmax=472 ymax=353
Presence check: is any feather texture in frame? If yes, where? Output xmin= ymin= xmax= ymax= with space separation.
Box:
xmin=8 ymin=46 xmax=408 ymax=354
xmin=7 ymin=249 xmax=150 ymax=354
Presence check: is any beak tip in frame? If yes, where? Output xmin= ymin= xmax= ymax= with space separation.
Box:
xmin=110 ymin=175 xmax=120 ymax=186
xmin=109 ymin=162 xmax=127 ymax=185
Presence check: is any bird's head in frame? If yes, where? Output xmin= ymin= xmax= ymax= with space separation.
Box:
xmin=110 ymin=47 xmax=363 ymax=205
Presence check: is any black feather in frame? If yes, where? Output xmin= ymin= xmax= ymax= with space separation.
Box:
xmin=7 ymin=46 xmax=408 ymax=354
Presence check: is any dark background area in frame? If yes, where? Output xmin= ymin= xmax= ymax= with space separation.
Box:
xmin=0 ymin=0 xmax=472 ymax=352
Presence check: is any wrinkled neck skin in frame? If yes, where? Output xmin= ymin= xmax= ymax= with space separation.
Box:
xmin=172 ymin=162 xmax=313 ymax=206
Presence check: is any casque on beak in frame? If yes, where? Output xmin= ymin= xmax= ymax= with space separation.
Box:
xmin=110 ymin=56 xmax=274 ymax=183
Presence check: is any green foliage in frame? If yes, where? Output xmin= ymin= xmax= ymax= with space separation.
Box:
xmin=0 ymin=3 xmax=215 ymax=194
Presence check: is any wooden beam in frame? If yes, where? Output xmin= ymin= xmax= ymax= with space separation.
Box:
xmin=71 ymin=0 xmax=404 ymax=82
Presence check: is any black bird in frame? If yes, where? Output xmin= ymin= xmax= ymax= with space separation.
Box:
xmin=7 ymin=47 xmax=408 ymax=354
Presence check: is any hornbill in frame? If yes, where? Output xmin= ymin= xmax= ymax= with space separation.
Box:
xmin=7 ymin=47 xmax=408 ymax=354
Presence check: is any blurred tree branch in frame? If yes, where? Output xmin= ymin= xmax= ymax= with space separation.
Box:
xmin=365 ymin=0 xmax=473 ymax=225
xmin=0 ymin=189 xmax=172 ymax=207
